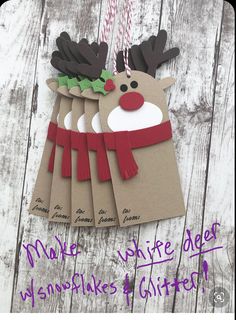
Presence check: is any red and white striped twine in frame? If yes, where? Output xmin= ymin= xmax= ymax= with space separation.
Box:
xmin=112 ymin=0 xmax=128 ymax=75
xmin=123 ymin=0 xmax=133 ymax=77
xmin=113 ymin=0 xmax=133 ymax=77
xmin=100 ymin=0 xmax=133 ymax=77
xmin=100 ymin=0 xmax=118 ymax=44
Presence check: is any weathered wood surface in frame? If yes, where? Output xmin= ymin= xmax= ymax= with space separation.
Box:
xmin=0 ymin=0 xmax=234 ymax=313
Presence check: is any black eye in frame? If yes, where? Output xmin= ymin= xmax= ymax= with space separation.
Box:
xmin=120 ymin=84 xmax=128 ymax=92
xmin=130 ymin=81 xmax=138 ymax=88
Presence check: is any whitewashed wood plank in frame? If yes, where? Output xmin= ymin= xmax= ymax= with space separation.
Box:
xmin=132 ymin=0 xmax=224 ymax=313
xmin=11 ymin=0 xmax=103 ymax=313
xmin=163 ymin=0 xmax=224 ymax=313
xmin=0 ymin=0 xmax=42 ymax=312
xmin=196 ymin=1 xmax=234 ymax=313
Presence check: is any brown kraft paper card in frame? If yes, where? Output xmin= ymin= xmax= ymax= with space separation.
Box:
xmin=94 ymin=71 xmax=185 ymax=227
xmin=29 ymin=80 xmax=60 ymax=217
xmin=70 ymin=96 xmax=94 ymax=227
xmin=84 ymin=98 xmax=118 ymax=227
xmin=48 ymin=91 xmax=72 ymax=223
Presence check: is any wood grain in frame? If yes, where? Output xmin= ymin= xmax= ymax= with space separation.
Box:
xmin=132 ymin=0 xmax=226 ymax=313
xmin=196 ymin=1 xmax=235 ymax=313
xmin=0 ymin=0 xmax=234 ymax=313
xmin=161 ymin=0 xmax=223 ymax=313
xmin=11 ymin=0 xmax=102 ymax=313
xmin=0 ymin=0 xmax=42 ymax=312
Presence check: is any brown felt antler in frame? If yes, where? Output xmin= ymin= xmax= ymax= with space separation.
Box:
xmin=116 ymin=49 xmax=135 ymax=72
xmin=68 ymin=41 xmax=108 ymax=78
xmin=140 ymin=30 xmax=180 ymax=77
xmin=51 ymin=32 xmax=106 ymax=79
xmin=116 ymin=35 xmax=158 ymax=73
xmin=51 ymin=32 xmax=79 ymax=75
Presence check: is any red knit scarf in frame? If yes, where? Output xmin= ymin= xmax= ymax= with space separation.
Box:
xmin=47 ymin=120 xmax=172 ymax=181
xmin=104 ymin=120 xmax=172 ymax=179
xmin=47 ymin=123 xmax=91 ymax=180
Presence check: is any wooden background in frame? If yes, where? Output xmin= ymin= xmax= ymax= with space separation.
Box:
xmin=0 ymin=0 xmax=234 ymax=313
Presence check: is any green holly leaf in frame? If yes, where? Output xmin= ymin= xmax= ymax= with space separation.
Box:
xmin=58 ymin=75 xmax=69 ymax=87
xmin=65 ymin=70 xmax=114 ymax=95
xmin=91 ymin=79 xmax=107 ymax=95
xmin=67 ymin=77 xmax=80 ymax=89
xmin=100 ymin=69 xmax=113 ymax=82
xmin=78 ymin=78 xmax=92 ymax=91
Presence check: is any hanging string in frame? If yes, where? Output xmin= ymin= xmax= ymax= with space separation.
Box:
xmin=123 ymin=0 xmax=133 ymax=77
xmin=99 ymin=0 xmax=133 ymax=77
xmin=112 ymin=0 xmax=128 ymax=75
xmin=99 ymin=0 xmax=118 ymax=44
xmin=113 ymin=0 xmax=133 ymax=77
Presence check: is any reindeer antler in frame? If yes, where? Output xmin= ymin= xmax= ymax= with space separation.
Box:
xmin=116 ymin=49 xmax=135 ymax=72
xmin=116 ymin=35 xmax=157 ymax=73
xmin=59 ymin=38 xmax=90 ymax=63
xmin=69 ymin=40 xmax=108 ymax=78
xmin=51 ymin=32 xmax=108 ymax=79
xmin=140 ymin=30 xmax=180 ymax=77
xmin=130 ymin=44 xmax=147 ymax=72
xmin=51 ymin=30 xmax=179 ymax=79
xmin=51 ymin=32 xmax=108 ymax=78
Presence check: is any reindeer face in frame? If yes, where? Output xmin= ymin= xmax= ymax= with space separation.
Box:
xmin=98 ymin=71 xmax=175 ymax=132
xmin=52 ymin=30 xmax=179 ymax=134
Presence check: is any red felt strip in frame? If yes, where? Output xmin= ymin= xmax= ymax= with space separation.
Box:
xmin=56 ymin=127 xmax=71 ymax=178
xmin=104 ymin=120 xmax=172 ymax=180
xmin=87 ymin=133 xmax=111 ymax=181
xmin=71 ymin=131 xmax=91 ymax=181
xmin=47 ymin=122 xmax=58 ymax=173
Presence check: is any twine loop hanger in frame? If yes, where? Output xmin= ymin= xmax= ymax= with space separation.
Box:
xmin=100 ymin=0 xmax=118 ymax=43
xmin=99 ymin=0 xmax=133 ymax=78
xmin=112 ymin=0 xmax=133 ymax=77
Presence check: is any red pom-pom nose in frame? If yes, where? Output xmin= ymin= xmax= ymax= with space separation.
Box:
xmin=119 ymin=92 xmax=144 ymax=111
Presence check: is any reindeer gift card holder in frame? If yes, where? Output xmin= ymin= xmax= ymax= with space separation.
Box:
xmin=30 ymin=30 xmax=185 ymax=228
xmin=70 ymin=94 xmax=94 ymax=227
xmin=68 ymin=79 xmax=118 ymax=227
xmin=48 ymin=90 xmax=72 ymax=223
xmin=84 ymin=98 xmax=118 ymax=227
xmin=47 ymin=78 xmax=95 ymax=226
xmin=81 ymin=30 xmax=185 ymax=226
xmin=52 ymin=34 xmax=119 ymax=227
xmin=94 ymin=71 xmax=185 ymax=226
xmin=29 ymin=80 xmax=60 ymax=217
